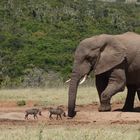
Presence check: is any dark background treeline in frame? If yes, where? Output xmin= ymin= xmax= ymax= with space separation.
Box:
xmin=0 ymin=0 xmax=140 ymax=88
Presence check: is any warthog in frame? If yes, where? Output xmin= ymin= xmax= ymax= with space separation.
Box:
xmin=48 ymin=107 xmax=66 ymax=120
xmin=25 ymin=108 xmax=42 ymax=119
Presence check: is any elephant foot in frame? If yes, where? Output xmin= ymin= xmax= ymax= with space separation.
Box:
xmin=98 ymin=97 xmax=111 ymax=112
xmin=68 ymin=110 xmax=76 ymax=118
xmin=98 ymin=103 xmax=111 ymax=112
xmin=122 ymin=106 xmax=134 ymax=112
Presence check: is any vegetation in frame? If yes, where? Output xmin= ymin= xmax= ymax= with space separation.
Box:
xmin=0 ymin=0 xmax=140 ymax=88
xmin=0 ymin=87 xmax=138 ymax=106
xmin=16 ymin=100 xmax=26 ymax=106
xmin=0 ymin=124 xmax=140 ymax=140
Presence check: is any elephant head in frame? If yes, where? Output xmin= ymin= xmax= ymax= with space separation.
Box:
xmin=68 ymin=34 xmax=126 ymax=117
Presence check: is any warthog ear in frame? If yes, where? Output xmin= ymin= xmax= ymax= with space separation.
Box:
xmin=95 ymin=41 xmax=126 ymax=75
xmin=63 ymin=112 xmax=66 ymax=117
xmin=39 ymin=111 xmax=42 ymax=115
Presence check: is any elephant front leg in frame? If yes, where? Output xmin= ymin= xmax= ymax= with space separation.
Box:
xmin=96 ymin=73 xmax=108 ymax=103
xmin=137 ymin=90 xmax=140 ymax=101
xmin=98 ymin=67 xmax=126 ymax=112
xmin=122 ymin=85 xmax=136 ymax=112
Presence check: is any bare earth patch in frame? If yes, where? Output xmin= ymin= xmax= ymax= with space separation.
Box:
xmin=0 ymin=101 xmax=139 ymax=126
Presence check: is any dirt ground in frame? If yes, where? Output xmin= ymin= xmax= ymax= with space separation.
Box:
xmin=0 ymin=101 xmax=139 ymax=126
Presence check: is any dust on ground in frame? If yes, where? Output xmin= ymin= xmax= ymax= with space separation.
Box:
xmin=0 ymin=101 xmax=139 ymax=126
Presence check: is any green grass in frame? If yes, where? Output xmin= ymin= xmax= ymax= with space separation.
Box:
xmin=0 ymin=86 xmax=139 ymax=106
xmin=0 ymin=124 xmax=139 ymax=140
xmin=0 ymin=87 xmax=129 ymax=106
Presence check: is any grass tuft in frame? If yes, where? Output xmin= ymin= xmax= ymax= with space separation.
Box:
xmin=16 ymin=100 xmax=26 ymax=106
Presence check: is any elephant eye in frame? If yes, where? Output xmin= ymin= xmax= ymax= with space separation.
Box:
xmin=86 ymin=55 xmax=97 ymax=67
xmin=86 ymin=56 xmax=93 ymax=63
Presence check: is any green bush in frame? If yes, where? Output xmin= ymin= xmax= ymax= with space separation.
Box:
xmin=17 ymin=100 xmax=26 ymax=106
xmin=0 ymin=0 xmax=140 ymax=88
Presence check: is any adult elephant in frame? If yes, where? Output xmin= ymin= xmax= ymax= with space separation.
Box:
xmin=68 ymin=32 xmax=140 ymax=117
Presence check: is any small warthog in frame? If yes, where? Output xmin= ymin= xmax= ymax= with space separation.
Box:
xmin=48 ymin=107 xmax=66 ymax=120
xmin=25 ymin=108 xmax=42 ymax=119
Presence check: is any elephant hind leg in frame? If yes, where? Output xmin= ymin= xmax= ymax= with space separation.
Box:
xmin=122 ymin=85 xmax=136 ymax=112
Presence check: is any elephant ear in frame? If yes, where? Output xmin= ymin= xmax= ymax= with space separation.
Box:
xmin=94 ymin=42 xmax=126 ymax=75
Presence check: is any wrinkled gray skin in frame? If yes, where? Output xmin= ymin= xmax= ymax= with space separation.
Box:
xmin=25 ymin=108 xmax=42 ymax=119
xmin=48 ymin=107 xmax=66 ymax=120
xmin=68 ymin=32 xmax=140 ymax=117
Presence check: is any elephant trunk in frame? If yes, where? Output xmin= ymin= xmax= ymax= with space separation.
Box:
xmin=68 ymin=72 xmax=80 ymax=117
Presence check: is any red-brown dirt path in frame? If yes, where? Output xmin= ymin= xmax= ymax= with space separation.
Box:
xmin=0 ymin=102 xmax=139 ymax=126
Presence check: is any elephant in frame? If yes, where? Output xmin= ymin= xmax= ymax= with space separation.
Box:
xmin=68 ymin=32 xmax=140 ymax=117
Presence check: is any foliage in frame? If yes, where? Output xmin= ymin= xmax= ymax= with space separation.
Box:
xmin=0 ymin=0 xmax=140 ymax=88
xmin=16 ymin=100 xmax=26 ymax=106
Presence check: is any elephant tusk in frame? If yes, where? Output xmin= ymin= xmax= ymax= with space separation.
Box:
xmin=65 ymin=79 xmax=71 ymax=83
xmin=79 ymin=75 xmax=87 ymax=85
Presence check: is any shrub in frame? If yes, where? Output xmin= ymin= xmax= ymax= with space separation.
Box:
xmin=17 ymin=100 xmax=26 ymax=106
